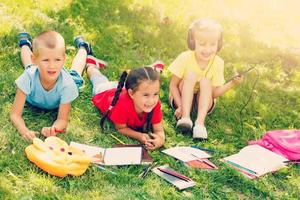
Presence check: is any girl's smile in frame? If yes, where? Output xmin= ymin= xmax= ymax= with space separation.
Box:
xmin=128 ymin=80 xmax=160 ymax=114
xmin=194 ymin=29 xmax=220 ymax=63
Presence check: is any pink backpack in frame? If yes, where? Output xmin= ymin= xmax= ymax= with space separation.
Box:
xmin=248 ymin=130 xmax=300 ymax=160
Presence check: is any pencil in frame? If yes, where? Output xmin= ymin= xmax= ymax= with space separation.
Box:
xmin=110 ymin=134 xmax=125 ymax=144
xmin=191 ymin=146 xmax=215 ymax=153
xmin=157 ymin=167 xmax=191 ymax=182
xmin=98 ymin=165 xmax=117 ymax=175
xmin=201 ymin=159 xmax=217 ymax=169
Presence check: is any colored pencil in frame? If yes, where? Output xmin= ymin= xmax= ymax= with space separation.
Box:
xmin=157 ymin=167 xmax=191 ymax=182
xmin=110 ymin=134 xmax=125 ymax=144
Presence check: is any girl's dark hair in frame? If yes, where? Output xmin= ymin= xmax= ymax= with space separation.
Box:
xmin=100 ymin=67 xmax=160 ymax=132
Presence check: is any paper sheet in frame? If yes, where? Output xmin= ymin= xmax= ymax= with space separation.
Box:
xmin=70 ymin=141 xmax=105 ymax=164
xmin=162 ymin=147 xmax=211 ymax=162
xmin=103 ymin=147 xmax=142 ymax=165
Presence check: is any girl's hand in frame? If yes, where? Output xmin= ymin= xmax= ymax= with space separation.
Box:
xmin=41 ymin=126 xmax=57 ymax=137
xmin=174 ymin=106 xmax=182 ymax=119
xmin=140 ymin=134 xmax=155 ymax=149
xmin=145 ymin=134 xmax=164 ymax=150
xmin=21 ymin=130 xmax=37 ymax=141
xmin=139 ymin=133 xmax=151 ymax=144
xmin=232 ymin=75 xmax=244 ymax=85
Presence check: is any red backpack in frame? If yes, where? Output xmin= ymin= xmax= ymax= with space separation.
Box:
xmin=249 ymin=130 xmax=300 ymax=160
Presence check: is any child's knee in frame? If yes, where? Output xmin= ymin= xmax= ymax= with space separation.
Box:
xmin=199 ymin=78 xmax=212 ymax=87
xmin=183 ymin=72 xmax=197 ymax=85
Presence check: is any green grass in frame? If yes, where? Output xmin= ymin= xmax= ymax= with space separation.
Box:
xmin=1 ymin=0 xmax=300 ymax=199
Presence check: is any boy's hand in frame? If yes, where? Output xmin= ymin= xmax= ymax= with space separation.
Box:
xmin=41 ymin=126 xmax=57 ymax=137
xmin=232 ymin=75 xmax=244 ymax=85
xmin=21 ymin=130 xmax=37 ymax=141
xmin=145 ymin=134 xmax=164 ymax=150
xmin=174 ymin=106 xmax=182 ymax=119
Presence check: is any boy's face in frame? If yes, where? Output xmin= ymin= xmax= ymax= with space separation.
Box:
xmin=32 ymin=46 xmax=66 ymax=83
xmin=194 ymin=29 xmax=220 ymax=62
xmin=128 ymin=80 xmax=160 ymax=114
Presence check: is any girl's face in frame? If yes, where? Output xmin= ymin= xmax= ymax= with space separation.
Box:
xmin=194 ymin=29 xmax=220 ymax=62
xmin=128 ymin=80 xmax=160 ymax=114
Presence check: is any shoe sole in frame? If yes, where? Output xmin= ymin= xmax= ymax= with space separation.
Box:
xmin=18 ymin=32 xmax=32 ymax=41
xmin=193 ymin=137 xmax=207 ymax=141
xmin=176 ymin=123 xmax=192 ymax=134
xmin=193 ymin=134 xmax=208 ymax=139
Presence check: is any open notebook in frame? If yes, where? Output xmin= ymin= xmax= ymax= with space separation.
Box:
xmin=162 ymin=147 xmax=217 ymax=170
xmin=70 ymin=142 xmax=144 ymax=166
xmin=222 ymin=145 xmax=288 ymax=178
xmin=162 ymin=147 xmax=211 ymax=162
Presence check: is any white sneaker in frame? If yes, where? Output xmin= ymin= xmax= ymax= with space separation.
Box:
xmin=193 ymin=124 xmax=208 ymax=139
xmin=176 ymin=117 xmax=193 ymax=133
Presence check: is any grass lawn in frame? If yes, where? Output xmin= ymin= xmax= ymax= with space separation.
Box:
xmin=0 ymin=0 xmax=300 ymax=199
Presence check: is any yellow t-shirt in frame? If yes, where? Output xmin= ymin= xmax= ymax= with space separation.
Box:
xmin=168 ymin=50 xmax=225 ymax=88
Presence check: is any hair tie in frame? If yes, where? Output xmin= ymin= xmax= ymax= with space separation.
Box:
xmin=150 ymin=60 xmax=164 ymax=73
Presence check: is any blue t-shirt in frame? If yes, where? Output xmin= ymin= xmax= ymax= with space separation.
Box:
xmin=15 ymin=66 xmax=79 ymax=110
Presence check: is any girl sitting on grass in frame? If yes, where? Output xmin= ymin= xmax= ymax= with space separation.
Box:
xmin=168 ymin=18 xmax=243 ymax=139
xmin=87 ymin=61 xmax=165 ymax=150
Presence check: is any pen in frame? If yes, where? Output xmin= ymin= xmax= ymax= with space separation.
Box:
xmin=200 ymin=159 xmax=217 ymax=169
xmin=190 ymin=153 xmax=217 ymax=169
xmin=283 ymin=160 xmax=300 ymax=164
xmin=191 ymin=146 xmax=215 ymax=153
xmin=157 ymin=167 xmax=191 ymax=182
xmin=110 ymin=134 xmax=125 ymax=144
xmin=139 ymin=162 xmax=157 ymax=179
xmin=98 ymin=165 xmax=117 ymax=175
xmin=226 ymin=160 xmax=257 ymax=175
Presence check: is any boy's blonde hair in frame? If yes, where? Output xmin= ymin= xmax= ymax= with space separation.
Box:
xmin=32 ymin=30 xmax=65 ymax=55
xmin=187 ymin=18 xmax=223 ymax=51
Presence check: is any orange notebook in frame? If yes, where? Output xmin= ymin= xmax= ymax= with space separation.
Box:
xmin=185 ymin=158 xmax=218 ymax=170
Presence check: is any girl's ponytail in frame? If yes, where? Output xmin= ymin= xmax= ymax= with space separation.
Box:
xmin=100 ymin=71 xmax=128 ymax=129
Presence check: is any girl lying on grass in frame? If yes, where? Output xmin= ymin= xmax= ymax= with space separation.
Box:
xmin=87 ymin=60 xmax=165 ymax=150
